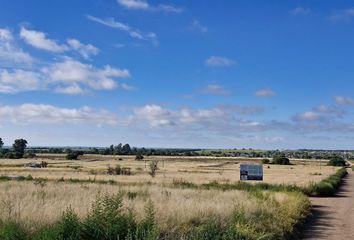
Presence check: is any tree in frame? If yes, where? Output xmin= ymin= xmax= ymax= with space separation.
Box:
xmin=135 ymin=154 xmax=144 ymax=161
xmin=327 ymin=156 xmax=346 ymax=166
xmin=122 ymin=144 xmax=131 ymax=155
xmin=0 ymin=138 xmax=3 ymax=150
xmin=12 ymin=139 xmax=28 ymax=159
xmin=272 ymin=153 xmax=290 ymax=165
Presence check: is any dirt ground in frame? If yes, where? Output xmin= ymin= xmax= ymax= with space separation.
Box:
xmin=301 ymin=168 xmax=354 ymax=239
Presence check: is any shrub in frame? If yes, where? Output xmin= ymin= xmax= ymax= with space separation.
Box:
xmin=82 ymin=193 xmax=135 ymax=240
xmin=135 ymin=154 xmax=144 ymax=161
xmin=149 ymin=161 xmax=158 ymax=178
xmin=261 ymin=158 xmax=270 ymax=164
xmin=327 ymin=156 xmax=346 ymax=166
xmin=66 ymin=151 xmax=84 ymax=160
xmin=56 ymin=208 xmax=82 ymax=240
xmin=272 ymin=153 xmax=290 ymax=165
xmin=0 ymin=221 xmax=27 ymax=240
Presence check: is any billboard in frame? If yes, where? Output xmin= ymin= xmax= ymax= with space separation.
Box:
xmin=240 ymin=164 xmax=263 ymax=181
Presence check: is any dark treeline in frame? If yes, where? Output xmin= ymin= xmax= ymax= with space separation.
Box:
xmin=28 ymin=144 xmax=201 ymax=156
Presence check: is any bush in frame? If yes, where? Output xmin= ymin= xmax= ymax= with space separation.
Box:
xmin=272 ymin=153 xmax=290 ymax=165
xmin=149 ymin=161 xmax=158 ymax=178
xmin=327 ymin=156 xmax=346 ymax=166
xmin=66 ymin=151 xmax=84 ymax=160
xmin=261 ymin=158 xmax=270 ymax=164
xmin=56 ymin=208 xmax=82 ymax=240
xmin=135 ymin=154 xmax=144 ymax=161
xmin=82 ymin=193 xmax=135 ymax=240
xmin=0 ymin=221 xmax=27 ymax=240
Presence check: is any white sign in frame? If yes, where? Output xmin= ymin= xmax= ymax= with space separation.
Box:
xmin=240 ymin=164 xmax=263 ymax=181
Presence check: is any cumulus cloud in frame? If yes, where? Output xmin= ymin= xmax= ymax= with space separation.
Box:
xmin=292 ymin=105 xmax=344 ymax=122
xmin=43 ymin=58 xmax=130 ymax=94
xmin=200 ymin=84 xmax=230 ymax=96
xmin=334 ymin=96 xmax=354 ymax=105
xmin=117 ymin=0 xmax=183 ymax=13
xmin=0 ymin=103 xmax=118 ymax=125
xmin=291 ymin=7 xmax=311 ymax=15
xmin=255 ymin=88 xmax=276 ymax=97
xmin=20 ymin=27 xmax=98 ymax=58
xmin=0 ymin=28 xmax=33 ymax=65
xmin=66 ymin=39 xmax=99 ymax=59
xmin=205 ymin=56 xmax=235 ymax=67
xmin=0 ymin=69 xmax=41 ymax=93
xmin=20 ymin=27 xmax=68 ymax=52
xmin=86 ymin=15 xmax=158 ymax=45
xmin=0 ymin=58 xmax=131 ymax=95
xmin=133 ymin=104 xmax=227 ymax=127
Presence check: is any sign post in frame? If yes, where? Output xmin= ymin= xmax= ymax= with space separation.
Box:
xmin=240 ymin=164 xmax=263 ymax=181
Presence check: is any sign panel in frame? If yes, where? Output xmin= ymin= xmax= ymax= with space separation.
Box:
xmin=240 ymin=164 xmax=263 ymax=181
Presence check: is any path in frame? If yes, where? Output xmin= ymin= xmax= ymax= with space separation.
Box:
xmin=301 ymin=169 xmax=354 ymax=239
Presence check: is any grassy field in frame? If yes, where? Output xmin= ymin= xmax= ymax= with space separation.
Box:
xmin=0 ymin=154 xmax=336 ymax=186
xmin=0 ymin=154 xmax=342 ymax=239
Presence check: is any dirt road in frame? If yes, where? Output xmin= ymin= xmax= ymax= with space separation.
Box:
xmin=301 ymin=169 xmax=354 ymax=239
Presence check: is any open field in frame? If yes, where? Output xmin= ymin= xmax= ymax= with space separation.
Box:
xmin=0 ymin=154 xmax=337 ymax=186
xmin=0 ymin=154 xmax=344 ymax=239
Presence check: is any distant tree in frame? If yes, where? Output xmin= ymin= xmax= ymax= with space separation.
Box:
xmin=122 ymin=144 xmax=131 ymax=155
xmin=12 ymin=139 xmax=28 ymax=159
xmin=0 ymin=138 xmax=3 ymax=150
xmin=66 ymin=151 xmax=84 ymax=160
xmin=272 ymin=153 xmax=290 ymax=165
xmin=114 ymin=143 xmax=122 ymax=155
xmin=327 ymin=156 xmax=346 ymax=166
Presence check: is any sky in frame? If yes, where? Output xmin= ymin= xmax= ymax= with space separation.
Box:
xmin=1 ymin=0 xmax=354 ymax=149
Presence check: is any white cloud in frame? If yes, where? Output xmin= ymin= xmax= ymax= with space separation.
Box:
xmin=292 ymin=105 xmax=344 ymax=122
xmin=0 ymin=28 xmax=33 ymax=64
xmin=200 ymin=84 xmax=230 ymax=96
xmin=20 ymin=27 xmax=68 ymax=52
xmin=86 ymin=15 xmax=158 ymax=45
xmin=0 ymin=103 xmax=117 ymax=125
xmin=0 ymin=69 xmax=41 ymax=93
xmin=205 ymin=56 xmax=235 ymax=67
xmin=20 ymin=27 xmax=99 ymax=58
xmin=255 ymin=88 xmax=276 ymax=97
xmin=334 ymin=96 xmax=354 ymax=105
xmin=117 ymin=0 xmax=182 ymax=13
xmin=133 ymin=104 xmax=225 ymax=127
xmin=43 ymin=58 xmax=130 ymax=94
xmin=291 ymin=7 xmax=311 ymax=15
xmin=117 ymin=0 xmax=149 ymax=10
xmin=0 ymin=58 xmax=132 ymax=95
xmin=190 ymin=20 xmax=208 ymax=33
xmin=67 ymin=39 xmax=99 ymax=59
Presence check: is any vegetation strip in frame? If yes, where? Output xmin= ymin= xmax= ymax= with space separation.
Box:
xmin=0 ymin=167 xmax=347 ymax=197
xmin=172 ymin=167 xmax=348 ymax=197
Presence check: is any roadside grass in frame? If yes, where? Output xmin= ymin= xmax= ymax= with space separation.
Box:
xmin=0 ymin=190 xmax=310 ymax=240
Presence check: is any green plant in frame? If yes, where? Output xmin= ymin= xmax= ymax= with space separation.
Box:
xmin=82 ymin=193 xmax=135 ymax=240
xmin=261 ymin=159 xmax=270 ymax=164
xmin=327 ymin=156 xmax=346 ymax=166
xmin=0 ymin=221 xmax=27 ymax=240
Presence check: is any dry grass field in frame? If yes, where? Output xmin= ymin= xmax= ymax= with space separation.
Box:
xmin=0 ymin=154 xmax=337 ymax=186
xmin=0 ymin=154 xmax=341 ymax=239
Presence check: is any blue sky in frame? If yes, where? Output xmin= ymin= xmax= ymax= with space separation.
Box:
xmin=1 ymin=0 xmax=354 ymax=149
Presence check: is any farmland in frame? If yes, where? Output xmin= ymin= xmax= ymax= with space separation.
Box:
xmin=0 ymin=154 xmax=344 ymax=239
